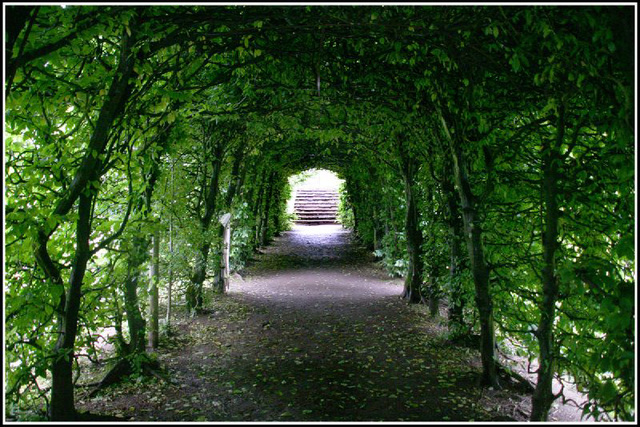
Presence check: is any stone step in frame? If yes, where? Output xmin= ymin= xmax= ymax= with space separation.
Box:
xmin=295 ymin=209 xmax=338 ymax=214
xmin=296 ymin=196 xmax=338 ymax=200
xmin=295 ymin=211 xmax=337 ymax=215
xmin=296 ymin=191 xmax=338 ymax=194
xmin=294 ymin=197 xmax=339 ymax=202
xmin=293 ymin=189 xmax=340 ymax=226
xmin=293 ymin=203 xmax=338 ymax=209
xmin=295 ymin=206 xmax=338 ymax=211
xmin=294 ymin=219 xmax=338 ymax=224
xmin=295 ymin=208 xmax=337 ymax=212
xmin=295 ymin=196 xmax=338 ymax=199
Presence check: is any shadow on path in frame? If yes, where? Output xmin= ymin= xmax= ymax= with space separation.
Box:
xmin=213 ymin=224 xmax=517 ymax=421
xmin=78 ymin=224 xmax=533 ymax=422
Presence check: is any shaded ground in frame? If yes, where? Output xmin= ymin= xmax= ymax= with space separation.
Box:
xmin=77 ymin=224 xmax=579 ymax=422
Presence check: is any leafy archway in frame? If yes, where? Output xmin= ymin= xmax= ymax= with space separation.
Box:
xmin=4 ymin=5 xmax=635 ymax=422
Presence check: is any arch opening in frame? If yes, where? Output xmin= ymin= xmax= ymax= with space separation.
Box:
xmin=286 ymin=168 xmax=348 ymax=227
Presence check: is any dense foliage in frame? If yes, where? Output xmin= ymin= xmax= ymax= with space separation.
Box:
xmin=4 ymin=5 xmax=635 ymax=421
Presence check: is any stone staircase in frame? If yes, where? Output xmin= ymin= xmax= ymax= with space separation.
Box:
xmin=294 ymin=189 xmax=339 ymax=225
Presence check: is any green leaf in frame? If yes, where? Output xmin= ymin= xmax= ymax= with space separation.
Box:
xmin=601 ymin=380 xmax=617 ymax=402
xmin=614 ymin=235 xmax=634 ymax=260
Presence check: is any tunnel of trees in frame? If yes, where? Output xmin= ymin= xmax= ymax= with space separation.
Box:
xmin=3 ymin=4 xmax=635 ymax=422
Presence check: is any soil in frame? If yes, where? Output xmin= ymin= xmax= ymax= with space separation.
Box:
xmin=76 ymin=224 xmax=582 ymax=422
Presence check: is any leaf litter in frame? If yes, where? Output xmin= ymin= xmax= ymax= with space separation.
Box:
xmin=77 ymin=224 xmax=572 ymax=421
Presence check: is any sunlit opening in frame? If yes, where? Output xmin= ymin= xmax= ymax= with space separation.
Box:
xmin=287 ymin=169 xmax=345 ymax=226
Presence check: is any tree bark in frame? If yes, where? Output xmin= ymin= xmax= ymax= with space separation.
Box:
xmin=166 ymin=162 xmax=175 ymax=328
xmin=214 ymin=146 xmax=245 ymax=293
xmin=423 ymin=185 xmax=441 ymax=314
xmin=52 ymin=31 xmax=135 ymax=219
xmin=443 ymin=158 xmax=466 ymax=329
xmin=272 ymin=185 xmax=283 ymax=236
xmin=531 ymin=102 xmax=565 ymax=421
xmin=49 ymin=192 xmax=93 ymax=420
xmin=438 ymin=109 xmax=500 ymax=388
xmin=123 ymin=233 xmax=149 ymax=354
xmin=396 ymin=137 xmax=424 ymax=304
xmin=253 ymin=168 xmax=268 ymax=247
xmin=122 ymin=147 xmax=163 ymax=354
xmin=260 ymin=172 xmax=276 ymax=247
xmin=148 ymin=230 xmax=160 ymax=349
xmin=345 ymin=178 xmax=360 ymax=231
xmin=187 ymin=138 xmax=224 ymax=313
xmin=40 ymin=30 xmax=135 ymax=421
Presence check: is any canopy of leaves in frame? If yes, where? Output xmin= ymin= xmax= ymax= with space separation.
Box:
xmin=4 ymin=5 xmax=635 ymax=421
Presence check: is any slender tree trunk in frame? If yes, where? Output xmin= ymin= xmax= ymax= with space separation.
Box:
xmin=166 ymin=162 xmax=174 ymax=328
xmin=427 ymin=281 xmax=440 ymax=316
xmin=438 ymin=110 xmax=500 ymax=388
xmin=43 ymin=31 xmax=136 ymax=420
xmin=388 ymin=202 xmax=398 ymax=255
xmin=260 ymin=172 xmax=276 ymax=246
xmin=423 ymin=185 xmax=440 ymax=313
xmin=403 ymin=181 xmax=423 ymax=304
xmin=49 ymin=192 xmax=93 ymax=420
xmin=253 ymin=169 xmax=268 ymax=247
xmin=373 ymin=226 xmax=378 ymax=251
xmin=188 ymin=243 xmax=209 ymax=312
xmin=272 ymin=186 xmax=282 ymax=236
xmin=166 ymin=227 xmax=173 ymax=326
xmin=214 ymin=147 xmax=245 ymax=293
xmin=397 ymin=138 xmax=424 ymax=304
xmin=112 ymin=288 xmax=127 ymax=354
xmin=345 ymin=178 xmax=359 ymax=231
xmin=123 ymin=233 xmax=148 ymax=354
xmin=122 ymin=151 xmax=163 ymax=353
xmin=443 ymin=159 xmax=466 ymax=329
xmin=188 ymin=139 xmax=224 ymax=313
xmin=531 ymin=102 xmax=565 ymax=421
xmin=148 ymin=230 xmax=159 ymax=349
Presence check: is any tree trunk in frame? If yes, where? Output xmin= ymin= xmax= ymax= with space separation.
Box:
xmin=166 ymin=162 xmax=174 ymax=328
xmin=188 ymin=139 xmax=224 ymax=313
xmin=396 ymin=138 xmax=424 ymax=304
xmin=531 ymin=102 xmax=565 ymax=421
xmin=428 ymin=283 xmax=440 ymax=316
xmin=188 ymin=242 xmax=209 ymax=312
xmin=443 ymin=159 xmax=466 ymax=329
xmin=272 ymin=186 xmax=282 ymax=236
xmin=49 ymin=192 xmax=93 ymax=420
xmin=253 ymin=169 xmax=268 ymax=247
xmin=438 ymin=109 xmax=500 ymax=388
xmin=122 ymin=153 xmax=162 ymax=353
xmin=148 ymin=230 xmax=159 ymax=349
xmin=260 ymin=172 xmax=276 ymax=247
xmin=44 ymin=31 xmax=136 ymax=420
xmin=346 ymin=178 xmax=359 ymax=231
xmin=214 ymin=147 xmax=245 ymax=293
xmin=388 ymin=201 xmax=398 ymax=255
xmin=423 ymin=185 xmax=440 ymax=314
xmin=123 ymin=233 xmax=148 ymax=354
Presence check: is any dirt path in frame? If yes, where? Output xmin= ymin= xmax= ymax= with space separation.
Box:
xmin=78 ymin=224 xmax=576 ymax=422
